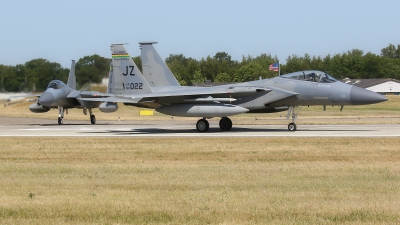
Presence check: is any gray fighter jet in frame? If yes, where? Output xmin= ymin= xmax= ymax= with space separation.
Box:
xmin=28 ymin=60 xmax=118 ymax=125
xmin=84 ymin=43 xmax=388 ymax=132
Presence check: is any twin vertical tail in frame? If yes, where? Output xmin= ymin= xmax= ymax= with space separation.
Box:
xmin=67 ymin=60 xmax=76 ymax=89
xmin=139 ymin=42 xmax=181 ymax=87
xmin=110 ymin=44 xmax=153 ymax=95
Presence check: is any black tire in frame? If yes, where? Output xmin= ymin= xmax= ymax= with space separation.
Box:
xmin=288 ymin=123 xmax=297 ymax=131
xmin=219 ymin=117 xmax=232 ymax=131
xmin=90 ymin=115 xmax=96 ymax=125
xmin=58 ymin=117 xmax=63 ymax=125
xmin=196 ymin=119 xmax=209 ymax=132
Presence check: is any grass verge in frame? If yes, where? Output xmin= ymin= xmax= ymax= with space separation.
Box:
xmin=0 ymin=137 xmax=399 ymax=224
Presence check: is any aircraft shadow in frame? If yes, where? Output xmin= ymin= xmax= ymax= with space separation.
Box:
xmin=31 ymin=123 xmax=93 ymax=126
xmin=82 ymin=127 xmax=281 ymax=135
xmin=81 ymin=127 xmax=373 ymax=135
xmin=30 ymin=122 xmax=143 ymax=126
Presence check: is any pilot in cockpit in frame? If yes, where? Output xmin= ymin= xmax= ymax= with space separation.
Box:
xmin=308 ymin=73 xmax=316 ymax=82
xmin=321 ymin=74 xmax=329 ymax=83
xmin=47 ymin=80 xmax=65 ymax=89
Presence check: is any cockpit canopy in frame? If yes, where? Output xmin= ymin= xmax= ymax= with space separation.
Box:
xmin=281 ymin=70 xmax=338 ymax=83
xmin=47 ymin=80 xmax=66 ymax=89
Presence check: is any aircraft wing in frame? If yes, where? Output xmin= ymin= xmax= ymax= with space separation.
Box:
xmin=78 ymin=85 xmax=272 ymax=103
xmin=7 ymin=93 xmax=42 ymax=102
xmin=125 ymin=85 xmax=271 ymax=99
xmin=7 ymin=93 xmax=41 ymax=98
xmin=78 ymin=91 xmax=116 ymax=98
xmin=66 ymin=91 xmax=116 ymax=102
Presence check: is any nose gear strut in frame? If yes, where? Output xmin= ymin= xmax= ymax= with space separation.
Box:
xmin=286 ymin=106 xmax=302 ymax=131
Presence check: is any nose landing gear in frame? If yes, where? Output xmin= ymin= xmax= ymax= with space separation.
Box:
xmin=286 ymin=106 xmax=302 ymax=131
xmin=58 ymin=106 xmax=64 ymax=125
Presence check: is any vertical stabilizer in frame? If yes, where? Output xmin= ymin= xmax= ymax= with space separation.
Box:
xmin=139 ymin=42 xmax=181 ymax=87
xmin=67 ymin=60 xmax=76 ymax=89
xmin=110 ymin=44 xmax=153 ymax=95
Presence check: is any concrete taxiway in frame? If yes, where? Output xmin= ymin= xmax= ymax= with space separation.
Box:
xmin=1 ymin=116 xmax=400 ymax=137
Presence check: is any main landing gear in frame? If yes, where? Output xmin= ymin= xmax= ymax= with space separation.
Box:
xmin=286 ymin=106 xmax=302 ymax=131
xmin=195 ymin=117 xmax=233 ymax=132
xmin=219 ymin=117 xmax=232 ymax=131
xmin=196 ymin=118 xmax=209 ymax=132
xmin=57 ymin=107 xmax=96 ymax=125
xmin=83 ymin=108 xmax=96 ymax=125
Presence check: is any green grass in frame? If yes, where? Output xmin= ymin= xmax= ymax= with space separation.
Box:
xmin=0 ymin=137 xmax=399 ymax=224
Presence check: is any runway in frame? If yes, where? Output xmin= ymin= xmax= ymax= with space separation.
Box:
xmin=1 ymin=116 xmax=400 ymax=137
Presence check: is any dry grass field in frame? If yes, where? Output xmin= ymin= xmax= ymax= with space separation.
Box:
xmin=0 ymin=137 xmax=399 ymax=224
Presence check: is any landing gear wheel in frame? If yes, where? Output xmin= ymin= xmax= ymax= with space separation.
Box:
xmin=58 ymin=117 xmax=63 ymax=125
xmin=196 ymin=119 xmax=209 ymax=132
xmin=90 ymin=115 xmax=96 ymax=125
xmin=219 ymin=117 xmax=232 ymax=131
xmin=288 ymin=123 xmax=297 ymax=131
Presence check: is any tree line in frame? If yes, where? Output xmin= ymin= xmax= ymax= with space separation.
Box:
xmin=1 ymin=43 xmax=400 ymax=92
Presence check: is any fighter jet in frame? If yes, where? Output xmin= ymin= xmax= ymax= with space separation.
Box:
xmin=84 ymin=43 xmax=388 ymax=132
xmin=28 ymin=60 xmax=118 ymax=125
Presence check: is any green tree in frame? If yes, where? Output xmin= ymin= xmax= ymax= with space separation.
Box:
xmin=322 ymin=54 xmax=332 ymax=74
xmin=192 ymin=70 xmax=205 ymax=84
xmin=132 ymin=56 xmax=142 ymax=72
xmin=253 ymin=53 xmax=279 ymax=78
xmin=165 ymin=54 xmax=199 ymax=85
xmin=199 ymin=56 xmax=218 ymax=82
xmin=381 ymin=43 xmax=400 ymax=58
xmin=329 ymin=53 xmax=347 ymax=79
xmin=76 ymin=54 xmax=110 ymax=88
xmin=285 ymin=54 xmax=303 ymax=72
xmin=23 ymin=59 xmax=68 ymax=91
xmin=214 ymin=52 xmax=231 ymax=62
xmin=381 ymin=57 xmax=400 ymax=79
xmin=214 ymin=72 xmax=232 ymax=83
xmin=234 ymin=62 xmax=267 ymax=82
xmin=0 ymin=65 xmax=20 ymax=92
xmin=333 ymin=49 xmax=364 ymax=79
xmin=362 ymin=52 xmax=382 ymax=78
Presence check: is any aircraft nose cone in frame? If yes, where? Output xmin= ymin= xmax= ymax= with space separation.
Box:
xmin=350 ymin=86 xmax=388 ymax=105
xmin=38 ymin=92 xmax=55 ymax=106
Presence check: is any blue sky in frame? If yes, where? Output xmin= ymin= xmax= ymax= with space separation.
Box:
xmin=1 ymin=0 xmax=399 ymax=68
